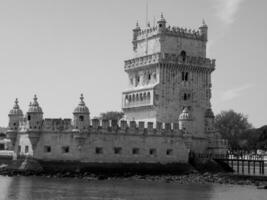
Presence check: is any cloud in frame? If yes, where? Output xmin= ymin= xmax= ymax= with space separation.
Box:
xmin=220 ymin=84 xmax=253 ymax=102
xmin=214 ymin=0 xmax=245 ymax=25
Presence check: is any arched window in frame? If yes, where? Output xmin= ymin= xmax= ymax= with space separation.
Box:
xmin=185 ymin=72 xmax=189 ymax=81
xmin=79 ymin=115 xmax=84 ymax=122
xmin=147 ymin=92 xmax=151 ymax=100
xmin=182 ymin=72 xmax=189 ymax=81
xmin=180 ymin=50 xmax=186 ymax=61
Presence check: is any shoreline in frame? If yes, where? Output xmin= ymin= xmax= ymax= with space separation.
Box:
xmin=0 ymin=168 xmax=266 ymax=187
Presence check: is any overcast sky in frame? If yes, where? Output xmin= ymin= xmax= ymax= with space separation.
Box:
xmin=0 ymin=0 xmax=266 ymax=128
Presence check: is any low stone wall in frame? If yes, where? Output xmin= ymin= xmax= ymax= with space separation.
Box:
xmin=37 ymin=160 xmax=193 ymax=175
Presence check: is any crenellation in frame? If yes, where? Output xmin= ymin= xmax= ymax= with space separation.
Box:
xmin=147 ymin=122 xmax=154 ymax=135
xmin=92 ymin=118 xmax=100 ymax=130
xmin=120 ymin=120 xmax=128 ymax=132
xmin=129 ymin=121 xmax=137 ymax=134
xmin=124 ymin=53 xmax=215 ymax=71
xmin=156 ymin=121 xmax=162 ymax=131
xmin=138 ymin=121 xmax=145 ymax=134
xmin=101 ymin=119 xmax=109 ymax=131
xmin=134 ymin=24 xmax=204 ymax=42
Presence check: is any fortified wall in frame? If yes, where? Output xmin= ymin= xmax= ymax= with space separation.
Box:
xmin=6 ymin=14 xmax=228 ymax=172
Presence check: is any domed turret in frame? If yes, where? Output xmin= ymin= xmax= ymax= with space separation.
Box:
xmin=7 ymin=98 xmax=23 ymax=147
xmin=73 ymin=94 xmax=90 ymax=131
xmin=179 ymin=107 xmax=192 ymax=121
xmin=178 ymin=107 xmax=193 ymax=133
xmin=199 ymin=19 xmax=208 ymax=41
xmin=157 ymin=13 xmax=166 ymax=31
xmin=27 ymin=95 xmax=43 ymax=114
xmin=26 ymin=95 xmax=43 ymax=130
xmin=8 ymin=98 xmax=23 ymax=130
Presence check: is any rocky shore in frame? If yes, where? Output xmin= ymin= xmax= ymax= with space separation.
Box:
xmin=0 ymin=165 xmax=266 ymax=187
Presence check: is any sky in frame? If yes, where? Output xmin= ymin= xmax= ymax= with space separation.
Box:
xmin=0 ymin=0 xmax=266 ymax=128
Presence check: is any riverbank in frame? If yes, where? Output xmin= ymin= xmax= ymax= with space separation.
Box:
xmin=0 ymin=166 xmax=266 ymax=187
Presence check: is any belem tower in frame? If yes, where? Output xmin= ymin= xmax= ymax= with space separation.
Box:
xmin=6 ymin=14 xmax=228 ymax=172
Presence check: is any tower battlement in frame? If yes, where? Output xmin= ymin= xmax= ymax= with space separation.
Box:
xmin=134 ymin=25 xmax=205 ymax=42
xmin=124 ymin=52 xmax=215 ymax=71
xmin=132 ymin=14 xmax=208 ymax=58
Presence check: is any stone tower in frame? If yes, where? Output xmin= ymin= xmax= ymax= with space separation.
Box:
xmin=7 ymin=98 xmax=23 ymax=146
xmin=73 ymin=94 xmax=90 ymax=131
xmin=122 ymin=14 xmax=215 ymax=137
xmin=8 ymin=98 xmax=23 ymax=131
xmin=26 ymin=95 xmax=43 ymax=130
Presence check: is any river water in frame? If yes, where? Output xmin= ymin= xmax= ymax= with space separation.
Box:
xmin=0 ymin=175 xmax=265 ymax=200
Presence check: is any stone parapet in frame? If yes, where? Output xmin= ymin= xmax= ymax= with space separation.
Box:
xmin=87 ymin=119 xmax=182 ymax=136
xmin=124 ymin=53 xmax=215 ymax=71
xmin=134 ymin=25 xmax=204 ymax=42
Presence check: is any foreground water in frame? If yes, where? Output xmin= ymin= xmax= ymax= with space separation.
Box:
xmin=0 ymin=175 xmax=265 ymax=200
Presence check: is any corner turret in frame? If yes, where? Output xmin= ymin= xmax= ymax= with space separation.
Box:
xmin=199 ymin=19 xmax=208 ymax=41
xmin=178 ymin=107 xmax=193 ymax=134
xmin=73 ymin=94 xmax=90 ymax=131
xmin=26 ymin=95 xmax=43 ymax=130
xmin=157 ymin=13 xmax=166 ymax=32
xmin=8 ymin=98 xmax=23 ymax=131
xmin=7 ymin=98 xmax=23 ymax=147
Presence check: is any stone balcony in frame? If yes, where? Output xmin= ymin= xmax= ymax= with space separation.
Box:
xmin=122 ymin=88 xmax=154 ymax=109
xmin=124 ymin=53 xmax=215 ymax=71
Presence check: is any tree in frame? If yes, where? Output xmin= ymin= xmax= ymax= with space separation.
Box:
xmin=215 ymin=110 xmax=253 ymax=151
xmin=99 ymin=111 xmax=124 ymax=121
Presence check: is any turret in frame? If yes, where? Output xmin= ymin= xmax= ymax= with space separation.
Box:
xmin=26 ymin=95 xmax=43 ymax=130
xmin=132 ymin=21 xmax=141 ymax=51
xmin=132 ymin=21 xmax=141 ymax=41
xmin=178 ymin=107 xmax=193 ymax=134
xmin=73 ymin=94 xmax=90 ymax=131
xmin=8 ymin=98 xmax=23 ymax=131
xmin=7 ymin=98 xmax=23 ymax=146
xmin=199 ymin=19 xmax=208 ymax=41
xmin=157 ymin=13 xmax=166 ymax=32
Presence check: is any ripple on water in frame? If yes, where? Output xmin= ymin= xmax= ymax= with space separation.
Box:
xmin=0 ymin=176 xmax=265 ymax=200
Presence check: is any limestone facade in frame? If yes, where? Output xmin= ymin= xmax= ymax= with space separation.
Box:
xmin=122 ymin=15 xmax=214 ymax=140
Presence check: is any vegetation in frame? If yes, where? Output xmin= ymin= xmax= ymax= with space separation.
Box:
xmin=99 ymin=111 xmax=124 ymax=121
xmin=215 ymin=110 xmax=267 ymax=152
xmin=0 ymin=127 xmax=7 ymax=134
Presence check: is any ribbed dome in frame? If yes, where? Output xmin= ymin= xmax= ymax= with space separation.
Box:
xmin=9 ymin=98 xmax=23 ymax=116
xmin=179 ymin=107 xmax=192 ymax=121
xmin=205 ymin=108 xmax=215 ymax=118
xmin=27 ymin=95 xmax=43 ymax=114
xmin=73 ymin=94 xmax=89 ymax=114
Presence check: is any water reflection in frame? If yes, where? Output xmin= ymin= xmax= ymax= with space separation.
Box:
xmin=0 ymin=176 xmax=265 ymax=200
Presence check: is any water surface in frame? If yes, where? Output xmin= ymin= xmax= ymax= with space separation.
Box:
xmin=0 ymin=175 xmax=265 ymax=200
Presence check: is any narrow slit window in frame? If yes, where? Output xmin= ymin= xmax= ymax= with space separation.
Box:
xmin=166 ymin=149 xmax=173 ymax=156
xmin=132 ymin=148 xmax=140 ymax=155
xmin=149 ymin=148 xmax=157 ymax=156
xmin=114 ymin=147 xmax=122 ymax=154
xmin=62 ymin=146 xmax=69 ymax=153
xmin=95 ymin=147 xmax=103 ymax=154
